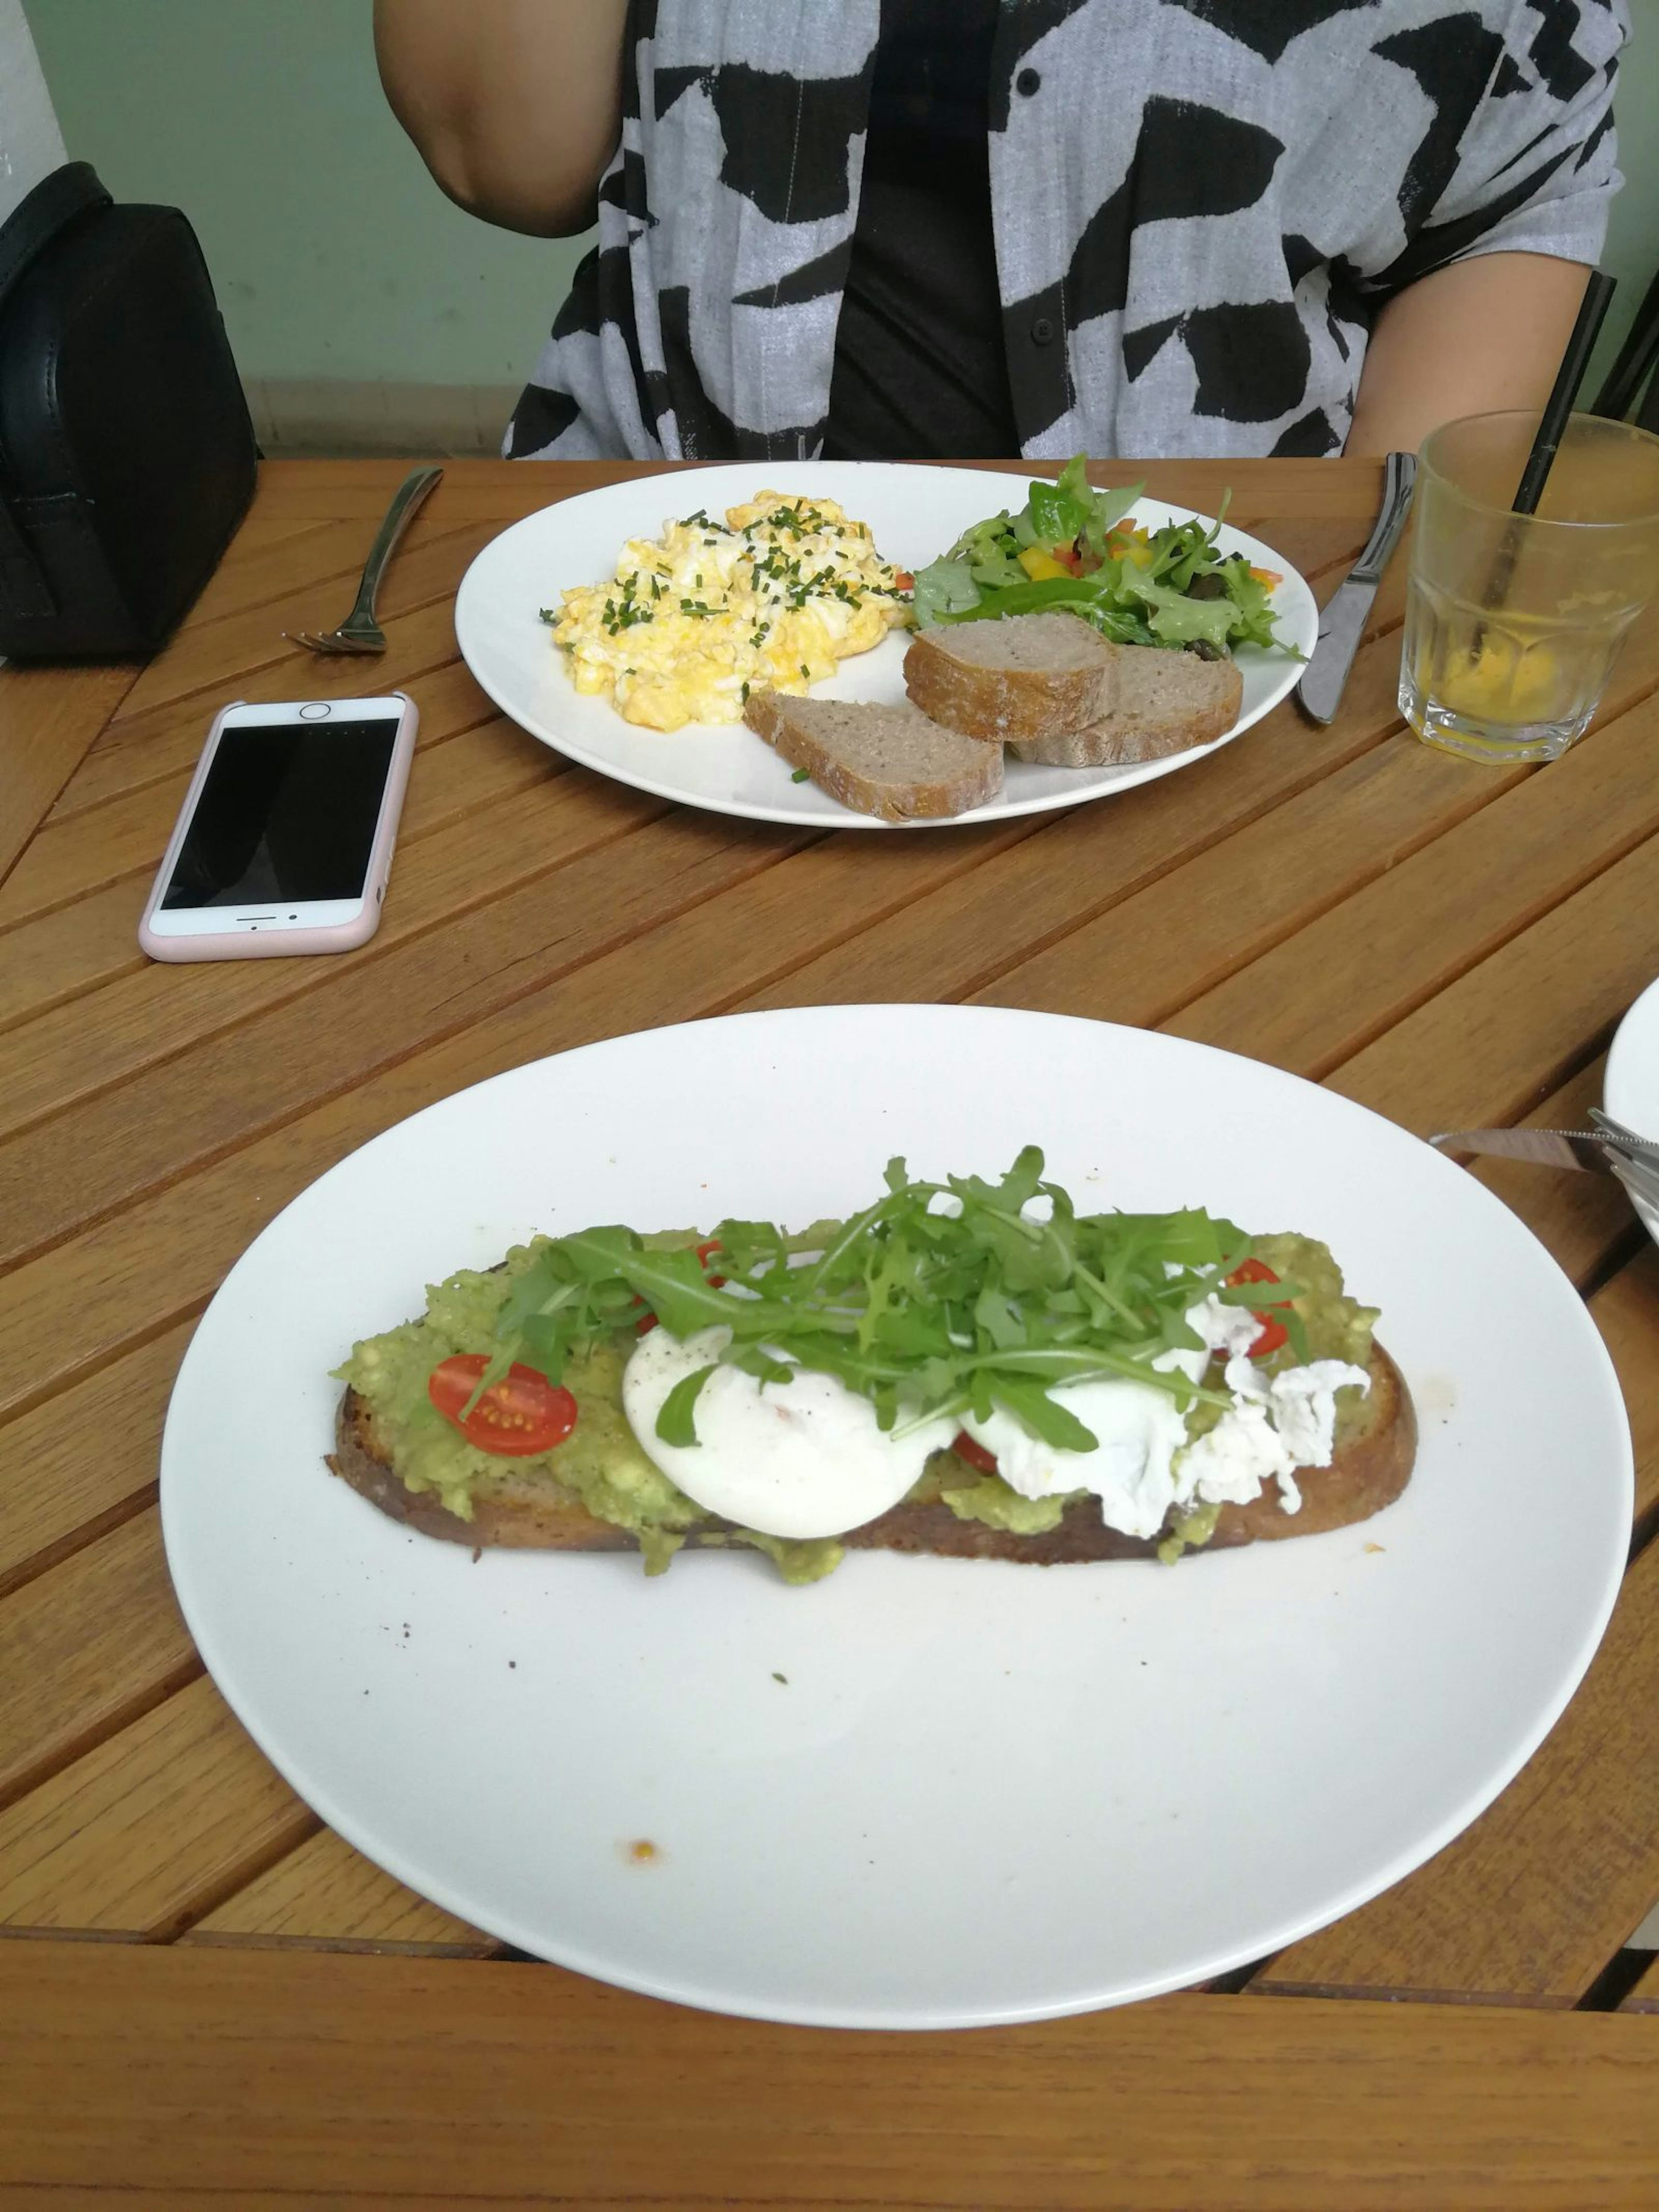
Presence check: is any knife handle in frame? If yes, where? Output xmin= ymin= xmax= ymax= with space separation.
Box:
xmin=1350 ymin=451 xmax=1418 ymax=585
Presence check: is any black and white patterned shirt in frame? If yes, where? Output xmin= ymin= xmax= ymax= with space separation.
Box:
xmin=506 ymin=0 xmax=1626 ymax=464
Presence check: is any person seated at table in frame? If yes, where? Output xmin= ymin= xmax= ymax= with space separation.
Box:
xmin=375 ymin=0 xmax=1627 ymax=464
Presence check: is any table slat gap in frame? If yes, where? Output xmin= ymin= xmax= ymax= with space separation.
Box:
xmin=0 ymin=1291 xmax=210 ymax=1437
xmin=1321 ymin=831 xmax=1659 ymax=1136
xmin=1244 ymin=1499 xmax=1659 ymax=2007
xmin=0 ymin=777 xmax=671 ymax=1148
xmin=0 ymin=1483 xmax=159 ymax=1610
xmin=0 ymin=819 xmax=823 ymax=1284
xmin=100 ymin=519 xmax=502 ymax=733
xmin=38 ymin=607 xmax=474 ymax=827
xmin=0 ymin=662 xmax=143 ymax=892
xmin=24 ymin=678 xmax=521 ymax=880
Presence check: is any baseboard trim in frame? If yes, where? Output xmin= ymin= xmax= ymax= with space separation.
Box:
xmin=247 ymin=379 xmax=521 ymax=458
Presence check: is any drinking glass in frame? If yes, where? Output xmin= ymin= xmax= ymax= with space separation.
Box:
xmin=1399 ymin=411 xmax=1659 ymax=764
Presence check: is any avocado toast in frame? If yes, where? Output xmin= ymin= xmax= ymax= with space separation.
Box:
xmin=331 ymin=1149 xmax=1415 ymax=1584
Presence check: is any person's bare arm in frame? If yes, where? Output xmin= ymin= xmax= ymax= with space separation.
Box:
xmin=1345 ymin=252 xmax=1593 ymax=456
xmin=373 ymin=0 xmax=629 ymax=236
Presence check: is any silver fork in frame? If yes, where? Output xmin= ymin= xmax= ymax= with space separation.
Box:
xmin=286 ymin=466 xmax=444 ymax=656
xmin=1591 ymin=1109 xmax=1659 ymax=1208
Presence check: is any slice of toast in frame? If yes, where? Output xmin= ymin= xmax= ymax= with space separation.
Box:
xmin=1012 ymin=644 xmax=1243 ymax=768
xmin=331 ymin=1340 xmax=1414 ymax=1567
xmin=903 ymin=613 xmax=1116 ymax=745
xmin=744 ymin=691 xmax=1004 ymax=820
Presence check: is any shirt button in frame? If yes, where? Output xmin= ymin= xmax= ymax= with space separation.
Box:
xmin=1016 ymin=67 xmax=1041 ymax=96
xmin=1031 ymin=315 xmax=1056 ymax=346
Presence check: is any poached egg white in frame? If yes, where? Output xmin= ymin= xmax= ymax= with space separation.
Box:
xmin=622 ymin=1324 xmax=957 ymax=1539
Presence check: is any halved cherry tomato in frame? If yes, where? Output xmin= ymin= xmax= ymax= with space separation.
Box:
xmin=1227 ymin=1259 xmax=1290 ymax=1358
xmin=1051 ymin=542 xmax=1084 ymax=575
xmin=892 ymin=570 xmax=915 ymax=592
xmin=635 ymin=1241 xmax=725 ymax=1335
xmin=953 ymin=1431 xmax=1000 ymax=1476
xmin=427 ymin=1354 xmax=577 ymax=1456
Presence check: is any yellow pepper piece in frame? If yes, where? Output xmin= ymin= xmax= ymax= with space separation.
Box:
xmin=1017 ymin=547 xmax=1070 ymax=581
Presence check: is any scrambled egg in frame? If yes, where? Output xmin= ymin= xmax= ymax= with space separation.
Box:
xmin=548 ymin=491 xmax=912 ymax=731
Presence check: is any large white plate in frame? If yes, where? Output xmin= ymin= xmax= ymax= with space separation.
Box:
xmin=160 ymin=1007 xmax=1631 ymax=2029
xmin=452 ymin=463 xmax=1318 ymax=828
xmin=1606 ymin=974 xmax=1659 ymax=1245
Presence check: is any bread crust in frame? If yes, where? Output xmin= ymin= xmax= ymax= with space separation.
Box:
xmin=743 ymin=691 xmax=1004 ymax=821
xmin=331 ymin=1342 xmax=1415 ymax=1569
xmin=903 ymin=618 xmax=1113 ymax=745
xmin=1011 ymin=652 xmax=1243 ymax=768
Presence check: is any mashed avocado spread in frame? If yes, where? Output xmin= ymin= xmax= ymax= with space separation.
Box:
xmin=335 ymin=1217 xmax=1376 ymax=1586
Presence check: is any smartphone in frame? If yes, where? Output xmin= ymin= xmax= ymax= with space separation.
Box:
xmin=138 ymin=694 xmax=418 ymax=962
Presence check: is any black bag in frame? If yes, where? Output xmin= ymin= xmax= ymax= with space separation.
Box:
xmin=0 ymin=161 xmax=257 ymax=661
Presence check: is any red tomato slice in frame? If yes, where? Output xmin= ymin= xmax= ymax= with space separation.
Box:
xmin=427 ymin=1355 xmax=577 ymax=1456
xmin=953 ymin=1431 xmax=999 ymax=1476
xmin=1051 ymin=543 xmax=1084 ymax=575
xmin=1227 ymin=1260 xmax=1290 ymax=1358
xmin=635 ymin=1241 xmax=725 ymax=1334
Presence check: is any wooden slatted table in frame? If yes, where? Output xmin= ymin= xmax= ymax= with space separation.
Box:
xmin=1 ymin=458 xmax=1657 ymax=2210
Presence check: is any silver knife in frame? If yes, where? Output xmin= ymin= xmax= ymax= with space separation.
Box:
xmin=1429 ymin=1124 xmax=1659 ymax=1204
xmin=1296 ymin=450 xmax=1418 ymax=726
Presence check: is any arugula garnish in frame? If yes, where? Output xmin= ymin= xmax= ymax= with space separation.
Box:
xmin=475 ymin=1148 xmax=1258 ymax=1448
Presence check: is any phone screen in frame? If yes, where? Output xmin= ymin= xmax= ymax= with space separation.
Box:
xmin=160 ymin=716 xmax=400 ymax=910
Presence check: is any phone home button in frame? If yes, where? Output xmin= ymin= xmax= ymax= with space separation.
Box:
xmin=298 ymin=702 xmax=331 ymax=719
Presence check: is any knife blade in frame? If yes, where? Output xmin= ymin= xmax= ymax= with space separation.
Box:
xmin=1429 ymin=1127 xmax=1659 ymax=1202
xmin=1296 ymin=449 xmax=1418 ymax=726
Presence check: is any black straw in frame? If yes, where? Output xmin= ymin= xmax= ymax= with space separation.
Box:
xmin=1510 ymin=269 xmax=1618 ymax=515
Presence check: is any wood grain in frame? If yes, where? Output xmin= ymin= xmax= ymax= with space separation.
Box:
xmin=3 ymin=458 xmax=1658 ymax=2197
xmin=0 ymin=753 xmax=641 ymax=1143
xmin=0 ymin=1512 xmax=196 ymax=1814
xmin=1163 ymin=699 xmax=1659 ymax=1079
xmin=0 ymin=1677 xmax=309 ymax=1937
xmin=180 ymin=1826 xmax=496 ymax=1954
xmin=1592 ymin=1244 xmax=1659 ymax=1531
xmin=0 ymin=1321 xmax=190 ymax=1595
xmin=0 ymin=662 xmax=140 ymax=890
xmin=1 ymin=1943 xmax=1656 ymax=2211
xmin=1325 ymin=831 xmax=1659 ymax=1133
xmin=1250 ymin=1474 xmax=1659 ymax=2005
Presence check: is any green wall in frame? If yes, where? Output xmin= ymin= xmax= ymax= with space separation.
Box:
xmin=24 ymin=0 xmax=586 ymax=388
xmin=22 ymin=0 xmax=1659 ymax=404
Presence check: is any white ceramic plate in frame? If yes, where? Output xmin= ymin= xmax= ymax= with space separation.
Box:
xmin=1606 ymin=974 xmax=1659 ymax=1244
xmin=160 ymin=1007 xmax=1631 ymax=2029
xmin=452 ymin=463 xmax=1317 ymax=828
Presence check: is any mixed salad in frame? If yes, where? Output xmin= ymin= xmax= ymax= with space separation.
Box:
xmin=913 ymin=454 xmax=1295 ymax=659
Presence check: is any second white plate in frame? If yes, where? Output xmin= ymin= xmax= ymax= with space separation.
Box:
xmin=1606 ymin=974 xmax=1659 ymax=1246
xmin=453 ymin=462 xmax=1318 ymax=828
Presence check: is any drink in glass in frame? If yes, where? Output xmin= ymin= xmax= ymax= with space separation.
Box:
xmin=1400 ymin=411 xmax=1659 ymax=765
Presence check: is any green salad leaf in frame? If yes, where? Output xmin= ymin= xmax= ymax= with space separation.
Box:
xmin=474 ymin=1150 xmax=1264 ymax=1449
xmin=909 ymin=455 xmax=1300 ymax=659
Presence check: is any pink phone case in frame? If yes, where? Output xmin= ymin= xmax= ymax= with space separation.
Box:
xmin=138 ymin=694 xmax=419 ymax=963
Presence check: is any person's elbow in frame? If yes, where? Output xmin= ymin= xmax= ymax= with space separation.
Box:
xmin=411 ymin=124 xmax=604 ymax=238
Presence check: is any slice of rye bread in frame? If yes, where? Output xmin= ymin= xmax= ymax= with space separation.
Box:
xmin=1012 ymin=644 xmax=1244 ymax=768
xmin=744 ymin=691 xmax=1003 ymax=821
xmin=903 ymin=612 xmax=1116 ymax=744
xmin=330 ymin=1341 xmax=1414 ymax=1566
